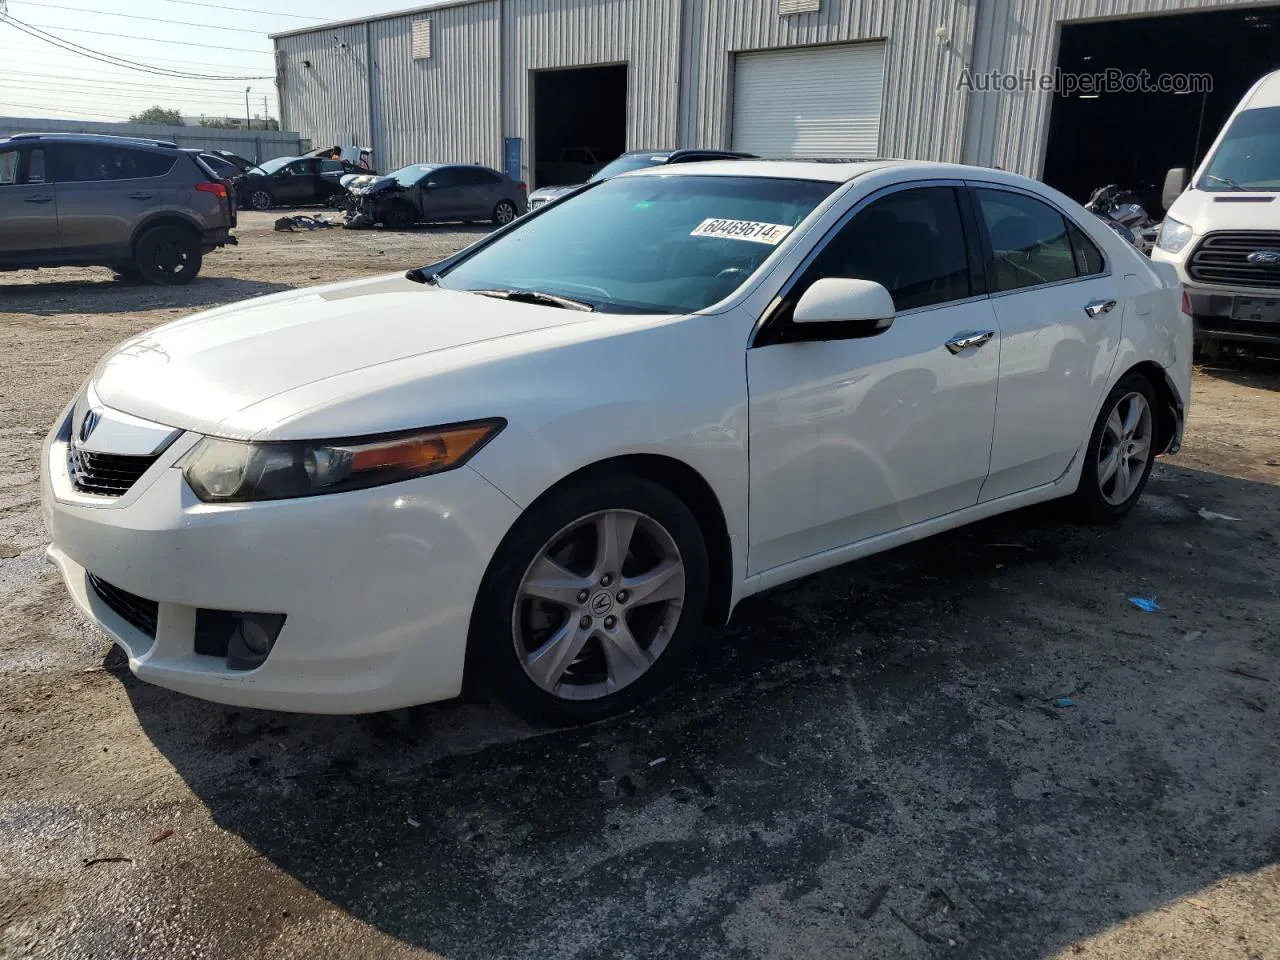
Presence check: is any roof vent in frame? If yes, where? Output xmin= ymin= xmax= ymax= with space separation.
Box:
xmin=779 ymin=0 xmax=821 ymax=14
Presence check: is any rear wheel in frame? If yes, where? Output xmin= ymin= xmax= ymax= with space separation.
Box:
xmin=1072 ymin=372 xmax=1158 ymax=521
xmin=382 ymin=202 xmax=417 ymax=230
xmin=471 ymin=473 xmax=708 ymax=725
xmin=133 ymin=225 xmax=202 ymax=286
xmin=492 ymin=199 xmax=518 ymax=226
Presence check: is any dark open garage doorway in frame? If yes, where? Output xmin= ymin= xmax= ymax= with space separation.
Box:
xmin=1043 ymin=6 xmax=1280 ymax=217
xmin=532 ymin=64 xmax=627 ymax=188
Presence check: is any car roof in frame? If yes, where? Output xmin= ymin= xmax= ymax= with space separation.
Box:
xmin=619 ymin=158 xmax=1043 ymax=187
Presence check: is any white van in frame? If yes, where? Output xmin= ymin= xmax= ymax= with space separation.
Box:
xmin=1153 ymin=69 xmax=1280 ymax=356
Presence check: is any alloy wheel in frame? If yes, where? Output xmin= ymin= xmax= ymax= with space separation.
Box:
xmin=1097 ymin=391 xmax=1153 ymax=506
xmin=495 ymin=201 xmax=517 ymax=224
xmin=512 ymin=509 xmax=686 ymax=701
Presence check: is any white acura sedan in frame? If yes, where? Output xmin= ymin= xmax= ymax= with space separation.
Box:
xmin=42 ymin=160 xmax=1191 ymax=724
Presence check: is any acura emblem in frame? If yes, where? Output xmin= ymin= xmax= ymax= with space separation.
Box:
xmin=79 ymin=407 xmax=103 ymax=442
xmin=589 ymin=591 xmax=614 ymax=616
xmin=1246 ymin=249 xmax=1280 ymax=265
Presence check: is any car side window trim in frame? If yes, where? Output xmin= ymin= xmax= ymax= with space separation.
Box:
xmin=962 ymin=181 xmax=1111 ymax=299
xmin=751 ymin=178 xmax=978 ymax=348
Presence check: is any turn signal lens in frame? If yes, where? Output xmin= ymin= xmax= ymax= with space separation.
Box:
xmin=182 ymin=419 xmax=505 ymax=503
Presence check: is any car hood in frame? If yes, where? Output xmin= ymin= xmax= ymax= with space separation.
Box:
xmin=529 ymin=184 xmax=581 ymax=201
xmin=1167 ymin=188 xmax=1280 ymax=232
xmin=91 ymin=272 xmax=601 ymax=439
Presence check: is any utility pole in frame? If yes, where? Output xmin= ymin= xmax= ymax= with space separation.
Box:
xmin=245 ymin=87 xmax=251 ymax=130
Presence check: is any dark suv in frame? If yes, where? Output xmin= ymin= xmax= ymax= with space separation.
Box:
xmin=0 ymin=133 xmax=236 ymax=285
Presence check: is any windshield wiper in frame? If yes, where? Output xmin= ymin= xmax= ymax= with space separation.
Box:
xmin=467 ymin=288 xmax=594 ymax=311
xmin=1204 ymin=174 xmax=1247 ymax=191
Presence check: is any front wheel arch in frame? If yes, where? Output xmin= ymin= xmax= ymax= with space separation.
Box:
xmin=463 ymin=454 xmax=735 ymax=696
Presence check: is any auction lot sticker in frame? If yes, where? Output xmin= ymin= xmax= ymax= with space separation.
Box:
xmin=690 ymin=218 xmax=793 ymax=245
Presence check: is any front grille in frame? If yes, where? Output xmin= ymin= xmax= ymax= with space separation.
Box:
xmin=68 ymin=448 xmax=158 ymax=497
xmin=1187 ymin=231 xmax=1280 ymax=289
xmin=87 ymin=574 xmax=158 ymax=638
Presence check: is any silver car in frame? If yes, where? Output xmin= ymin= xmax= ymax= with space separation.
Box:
xmin=0 ymin=132 xmax=236 ymax=285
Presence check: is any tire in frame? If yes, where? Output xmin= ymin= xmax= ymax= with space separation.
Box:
xmin=1072 ymin=372 xmax=1159 ymax=521
xmin=249 ymin=189 xmax=274 ymax=211
xmin=382 ymin=202 xmax=417 ymax=230
xmin=133 ymin=225 xmax=202 ymax=286
xmin=492 ymin=199 xmax=518 ymax=226
xmin=470 ymin=472 xmax=709 ymax=725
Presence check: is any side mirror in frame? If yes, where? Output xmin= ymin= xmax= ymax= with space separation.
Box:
xmin=792 ymin=277 xmax=895 ymax=335
xmin=1162 ymin=167 xmax=1188 ymax=210
xmin=424 ymin=181 xmax=438 ymax=190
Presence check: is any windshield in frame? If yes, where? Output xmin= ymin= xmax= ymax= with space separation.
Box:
xmin=439 ymin=175 xmax=837 ymax=314
xmin=251 ymin=156 xmax=294 ymax=176
xmin=590 ymin=153 xmax=672 ymax=182
xmin=392 ymin=164 xmax=438 ymax=187
xmin=1201 ymin=106 xmax=1280 ymax=192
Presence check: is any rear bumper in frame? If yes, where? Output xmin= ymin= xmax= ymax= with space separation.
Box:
xmin=201 ymin=227 xmax=236 ymax=252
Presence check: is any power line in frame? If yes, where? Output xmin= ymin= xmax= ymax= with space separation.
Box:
xmin=0 ymin=66 xmax=276 ymax=88
xmin=18 ymin=19 xmax=273 ymax=53
xmin=9 ymin=0 xmax=271 ymax=34
xmin=0 ymin=14 xmax=275 ymax=78
xmin=161 ymin=0 xmax=322 ymax=19
xmin=0 ymin=100 xmax=127 ymax=120
xmin=0 ymin=68 xmax=277 ymax=98
xmin=3 ymin=79 xmax=278 ymax=108
xmin=0 ymin=42 xmax=274 ymax=70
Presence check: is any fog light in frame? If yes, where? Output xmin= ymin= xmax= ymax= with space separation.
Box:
xmin=195 ymin=608 xmax=286 ymax=671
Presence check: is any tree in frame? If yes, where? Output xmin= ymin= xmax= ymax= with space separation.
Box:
xmin=199 ymin=118 xmax=235 ymax=129
xmin=129 ymin=106 xmax=183 ymax=126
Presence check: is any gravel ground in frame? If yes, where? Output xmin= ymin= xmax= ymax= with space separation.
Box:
xmin=1 ymin=211 xmax=1278 ymax=960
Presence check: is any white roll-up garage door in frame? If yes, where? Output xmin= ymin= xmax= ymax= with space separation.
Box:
xmin=731 ymin=42 xmax=886 ymax=159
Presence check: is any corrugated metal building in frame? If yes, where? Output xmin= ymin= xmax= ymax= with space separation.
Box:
xmin=272 ymin=0 xmax=1279 ymax=198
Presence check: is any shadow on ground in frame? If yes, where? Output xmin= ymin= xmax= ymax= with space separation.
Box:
xmin=1196 ymin=353 xmax=1280 ymax=393
xmin=0 ymin=276 xmax=293 ymax=316
xmin=115 ymin=464 xmax=1279 ymax=959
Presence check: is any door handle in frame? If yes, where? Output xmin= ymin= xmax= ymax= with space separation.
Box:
xmin=127 ymin=192 xmax=154 ymax=200
xmin=1084 ymin=298 xmax=1117 ymax=317
xmin=23 ymin=194 xmax=53 ymax=203
xmin=945 ymin=330 xmax=995 ymax=354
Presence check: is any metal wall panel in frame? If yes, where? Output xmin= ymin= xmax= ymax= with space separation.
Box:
xmin=963 ymin=0 xmax=1274 ymax=176
xmin=369 ymin=2 xmax=502 ymax=171
xmin=0 ymin=117 xmax=302 ymax=161
xmin=679 ymin=0 xmax=979 ymax=164
xmin=501 ymin=0 xmax=683 ymax=172
xmin=275 ymin=23 xmax=372 ymax=158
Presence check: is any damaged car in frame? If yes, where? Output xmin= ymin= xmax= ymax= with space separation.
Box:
xmin=344 ymin=163 xmax=526 ymax=229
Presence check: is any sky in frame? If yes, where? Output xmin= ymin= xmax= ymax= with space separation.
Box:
xmin=0 ymin=0 xmax=420 ymax=123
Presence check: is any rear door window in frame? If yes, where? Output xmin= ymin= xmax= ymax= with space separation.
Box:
xmin=49 ymin=145 xmax=176 ymax=182
xmin=320 ymin=160 xmax=343 ymax=174
xmin=976 ymin=188 xmax=1078 ymax=291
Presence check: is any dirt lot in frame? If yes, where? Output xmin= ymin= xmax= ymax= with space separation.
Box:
xmin=1 ymin=211 xmax=1278 ymax=960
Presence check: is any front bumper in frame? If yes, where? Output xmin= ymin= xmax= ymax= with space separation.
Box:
xmin=41 ymin=412 xmax=521 ymax=714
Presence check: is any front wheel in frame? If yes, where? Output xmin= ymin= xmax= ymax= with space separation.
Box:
xmin=1072 ymin=373 xmax=1159 ymax=520
xmin=471 ymin=473 xmax=709 ymax=725
xmin=249 ymin=189 xmax=274 ymax=211
xmin=492 ymin=199 xmax=518 ymax=226
xmin=133 ymin=225 xmax=202 ymax=286
xmin=382 ymin=202 xmax=417 ymax=230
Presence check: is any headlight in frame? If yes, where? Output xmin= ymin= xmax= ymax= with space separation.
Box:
xmin=182 ymin=419 xmax=505 ymax=503
xmin=1156 ymin=217 xmax=1194 ymax=254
